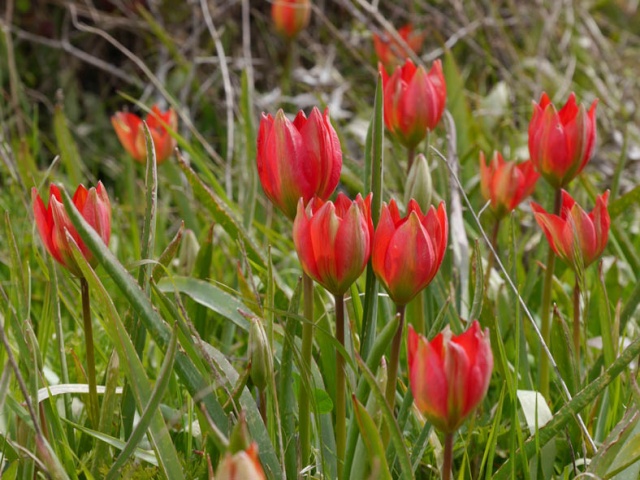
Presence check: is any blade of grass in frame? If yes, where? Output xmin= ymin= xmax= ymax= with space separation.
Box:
xmin=352 ymin=395 xmax=393 ymax=480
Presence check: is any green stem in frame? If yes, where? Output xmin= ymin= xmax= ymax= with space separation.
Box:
xmin=299 ymin=272 xmax=314 ymax=467
xmin=443 ymin=432 xmax=454 ymax=480
xmin=259 ymin=388 xmax=267 ymax=424
xmin=484 ymin=219 xmax=501 ymax=290
xmin=539 ymin=188 xmax=562 ymax=399
xmin=80 ymin=277 xmax=100 ymax=428
xmin=407 ymin=147 xmax=416 ymax=175
xmin=281 ymin=38 xmax=294 ymax=101
xmin=573 ymin=280 xmax=581 ymax=372
xmin=385 ymin=305 xmax=406 ymax=412
xmin=335 ymin=293 xmax=347 ymax=479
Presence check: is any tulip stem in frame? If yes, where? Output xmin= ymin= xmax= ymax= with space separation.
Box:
xmin=407 ymin=147 xmax=416 ymax=175
xmin=385 ymin=305 xmax=406 ymax=414
xmin=573 ymin=280 xmax=581 ymax=373
xmin=80 ymin=277 xmax=100 ymax=428
xmin=335 ymin=293 xmax=347 ymax=480
xmin=443 ymin=432 xmax=454 ymax=480
xmin=540 ymin=188 xmax=562 ymax=399
xmin=484 ymin=219 xmax=501 ymax=290
xmin=299 ymin=272 xmax=314 ymax=468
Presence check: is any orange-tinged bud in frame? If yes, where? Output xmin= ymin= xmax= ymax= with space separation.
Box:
xmin=374 ymin=24 xmax=425 ymax=72
xmin=32 ymin=182 xmax=111 ymax=276
xmin=531 ymin=190 xmax=610 ymax=270
xmin=271 ymin=0 xmax=311 ymax=39
xmin=215 ymin=443 xmax=265 ymax=480
xmin=528 ymin=92 xmax=597 ymax=188
xmin=479 ymin=151 xmax=539 ymax=219
xmin=372 ymin=199 xmax=447 ymax=306
xmin=381 ymin=59 xmax=446 ymax=150
xmin=293 ymin=193 xmax=373 ymax=295
xmin=111 ymin=105 xmax=177 ymax=164
xmin=408 ymin=322 xmax=493 ymax=434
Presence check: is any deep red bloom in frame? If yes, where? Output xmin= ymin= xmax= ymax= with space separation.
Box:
xmin=293 ymin=193 xmax=373 ymax=295
xmin=374 ymin=24 xmax=425 ymax=72
xmin=111 ymin=105 xmax=177 ymax=164
xmin=479 ymin=151 xmax=539 ymax=219
xmin=528 ymin=92 xmax=598 ymax=188
xmin=257 ymin=107 xmax=342 ymax=220
xmin=408 ymin=322 xmax=493 ymax=434
xmin=215 ymin=443 xmax=266 ymax=480
xmin=32 ymin=183 xmax=111 ymax=276
xmin=372 ymin=199 xmax=447 ymax=306
xmin=271 ymin=0 xmax=311 ymax=39
xmin=381 ymin=59 xmax=446 ymax=150
xmin=531 ymin=190 xmax=610 ymax=269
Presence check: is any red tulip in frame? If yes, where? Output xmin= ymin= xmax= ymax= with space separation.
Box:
xmin=374 ymin=24 xmax=425 ymax=72
xmin=479 ymin=152 xmax=539 ymax=219
xmin=257 ymin=107 xmax=342 ymax=220
xmin=32 ymin=183 xmax=111 ymax=276
xmin=381 ymin=59 xmax=446 ymax=150
xmin=531 ymin=190 xmax=610 ymax=269
xmin=215 ymin=443 xmax=266 ymax=480
xmin=528 ymin=92 xmax=598 ymax=188
xmin=372 ymin=199 xmax=447 ymax=306
xmin=293 ymin=193 xmax=373 ymax=295
xmin=271 ymin=0 xmax=311 ymax=39
xmin=408 ymin=322 xmax=493 ymax=434
xmin=111 ymin=105 xmax=177 ymax=164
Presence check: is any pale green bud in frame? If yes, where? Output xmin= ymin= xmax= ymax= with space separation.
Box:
xmin=405 ymin=153 xmax=433 ymax=211
xmin=249 ymin=316 xmax=273 ymax=391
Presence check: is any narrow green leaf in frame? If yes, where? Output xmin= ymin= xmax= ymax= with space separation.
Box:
xmin=352 ymin=396 xmax=392 ymax=480
xmin=152 ymin=221 xmax=184 ymax=282
xmin=469 ymin=239 xmax=484 ymax=321
xmin=53 ymin=103 xmax=85 ymax=186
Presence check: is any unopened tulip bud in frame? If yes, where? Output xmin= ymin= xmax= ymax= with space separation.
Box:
xmin=404 ymin=153 xmax=433 ymax=211
xmin=249 ymin=316 xmax=273 ymax=392
xmin=271 ymin=0 xmax=311 ymax=39
xmin=178 ymin=229 xmax=199 ymax=275
xmin=228 ymin=413 xmax=251 ymax=454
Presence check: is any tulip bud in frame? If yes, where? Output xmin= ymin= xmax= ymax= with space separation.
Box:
xmin=111 ymin=105 xmax=177 ymax=164
xmin=373 ymin=24 xmax=425 ymax=72
xmin=32 ymin=182 xmax=111 ymax=277
xmin=293 ymin=193 xmax=373 ymax=296
xmin=228 ymin=413 xmax=251 ymax=454
xmin=479 ymin=151 xmax=539 ymax=219
xmin=248 ymin=316 xmax=273 ymax=392
xmin=408 ymin=322 xmax=493 ymax=434
xmin=177 ymin=229 xmax=200 ymax=275
xmin=531 ymin=190 xmax=610 ymax=270
xmin=372 ymin=199 xmax=447 ymax=306
xmin=215 ymin=443 xmax=266 ymax=480
xmin=271 ymin=0 xmax=311 ymax=39
xmin=528 ymin=92 xmax=597 ymax=188
xmin=404 ymin=153 xmax=433 ymax=212
xmin=257 ymin=107 xmax=342 ymax=220
xmin=381 ymin=59 xmax=446 ymax=150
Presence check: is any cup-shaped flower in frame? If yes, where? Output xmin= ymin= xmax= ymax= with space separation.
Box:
xmin=293 ymin=193 xmax=373 ymax=296
xmin=215 ymin=443 xmax=266 ymax=480
xmin=257 ymin=107 xmax=342 ymax=220
xmin=528 ymin=92 xmax=598 ymax=188
xmin=374 ymin=24 xmax=425 ymax=72
xmin=372 ymin=199 xmax=447 ymax=306
xmin=381 ymin=59 xmax=446 ymax=150
xmin=32 ymin=182 xmax=111 ymax=276
xmin=531 ymin=190 xmax=610 ymax=270
xmin=479 ymin=151 xmax=539 ymax=219
xmin=271 ymin=0 xmax=311 ymax=39
xmin=111 ymin=105 xmax=177 ymax=164
xmin=408 ymin=321 xmax=493 ymax=434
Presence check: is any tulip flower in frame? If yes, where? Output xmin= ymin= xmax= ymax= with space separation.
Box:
xmin=257 ymin=107 xmax=342 ymax=220
xmin=528 ymin=92 xmax=598 ymax=188
xmin=381 ymin=59 xmax=446 ymax=150
xmin=32 ymin=182 xmax=111 ymax=277
xmin=271 ymin=0 xmax=311 ymax=39
xmin=531 ymin=190 xmax=610 ymax=270
xmin=479 ymin=151 xmax=539 ymax=219
xmin=215 ymin=443 xmax=266 ymax=480
xmin=293 ymin=193 xmax=373 ymax=296
xmin=374 ymin=24 xmax=425 ymax=72
xmin=372 ymin=199 xmax=448 ymax=306
xmin=408 ymin=321 xmax=493 ymax=434
xmin=111 ymin=105 xmax=177 ymax=164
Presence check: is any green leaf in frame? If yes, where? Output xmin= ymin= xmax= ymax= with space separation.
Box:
xmin=352 ymin=396 xmax=392 ymax=480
